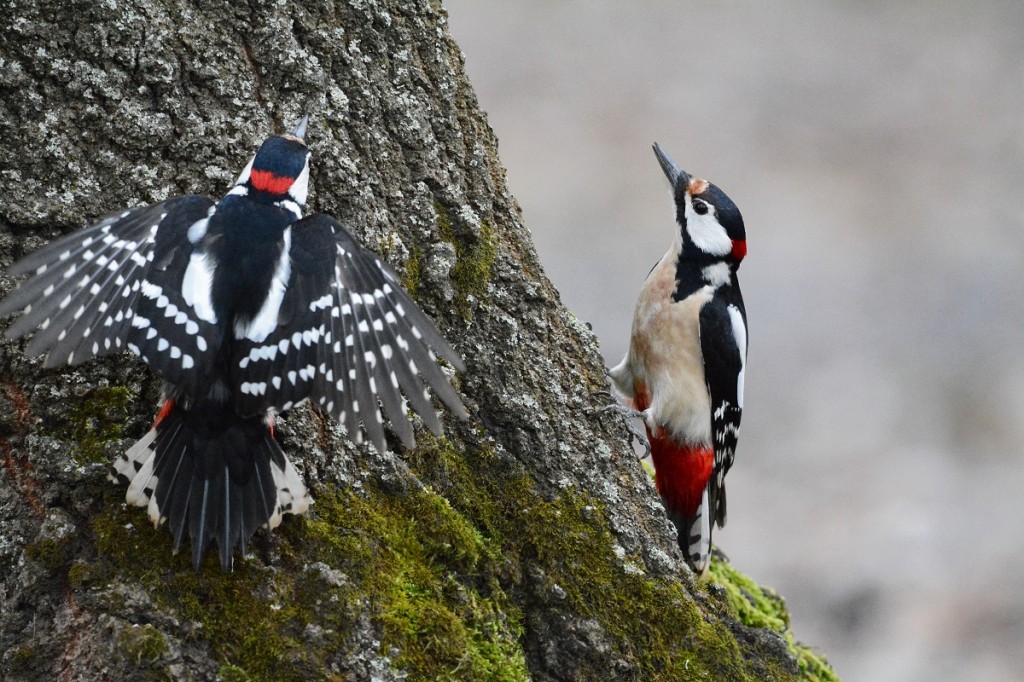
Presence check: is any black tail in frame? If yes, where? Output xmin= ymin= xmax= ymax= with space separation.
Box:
xmin=109 ymin=401 xmax=310 ymax=570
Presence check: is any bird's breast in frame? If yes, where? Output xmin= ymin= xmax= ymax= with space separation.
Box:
xmin=628 ymin=257 xmax=714 ymax=443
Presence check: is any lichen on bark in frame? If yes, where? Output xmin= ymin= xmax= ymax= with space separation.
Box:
xmin=0 ymin=1 xmax=838 ymax=680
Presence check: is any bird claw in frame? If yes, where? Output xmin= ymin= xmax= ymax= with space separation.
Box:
xmin=596 ymin=396 xmax=651 ymax=460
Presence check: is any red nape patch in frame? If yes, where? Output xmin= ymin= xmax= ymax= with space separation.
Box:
xmin=153 ymin=399 xmax=175 ymax=428
xmin=250 ymin=168 xmax=294 ymax=195
xmin=731 ymin=239 xmax=747 ymax=261
xmin=648 ymin=434 xmax=713 ymax=518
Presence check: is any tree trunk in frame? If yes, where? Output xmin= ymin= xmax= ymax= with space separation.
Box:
xmin=0 ymin=1 xmax=838 ymax=680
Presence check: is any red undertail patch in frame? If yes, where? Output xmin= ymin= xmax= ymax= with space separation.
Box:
xmin=649 ymin=436 xmax=713 ymax=518
xmin=153 ymin=399 xmax=175 ymax=428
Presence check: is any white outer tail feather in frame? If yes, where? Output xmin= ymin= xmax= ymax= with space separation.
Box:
xmin=109 ymin=427 xmax=311 ymax=533
xmin=268 ymin=455 xmax=311 ymax=529
xmin=687 ymin=487 xmax=712 ymax=574
xmin=110 ymin=429 xmax=158 ymax=512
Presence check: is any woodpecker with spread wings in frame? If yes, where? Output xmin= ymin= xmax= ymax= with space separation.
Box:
xmin=609 ymin=143 xmax=747 ymax=574
xmin=0 ymin=117 xmax=467 ymax=570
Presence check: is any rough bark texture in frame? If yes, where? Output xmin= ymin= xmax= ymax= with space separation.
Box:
xmin=0 ymin=2 xmax=838 ymax=680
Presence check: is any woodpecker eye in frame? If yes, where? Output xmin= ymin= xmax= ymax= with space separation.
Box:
xmin=692 ymin=199 xmax=709 ymax=216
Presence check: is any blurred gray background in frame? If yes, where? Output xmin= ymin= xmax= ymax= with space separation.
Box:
xmin=444 ymin=1 xmax=1024 ymax=680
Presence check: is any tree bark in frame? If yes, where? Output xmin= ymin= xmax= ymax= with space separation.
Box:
xmin=0 ymin=1 xmax=838 ymax=680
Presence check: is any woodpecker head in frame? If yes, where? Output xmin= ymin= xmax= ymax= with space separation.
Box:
xmin=653 ymin=143 xmax=746 ymax=266
xmin=234 ymin=115 xmax=312 ymax=210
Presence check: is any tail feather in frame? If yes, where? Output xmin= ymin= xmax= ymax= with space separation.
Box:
xmin=249 ymin=447 xmax=278 ymax=530
xmin=667 ymin=486 xmax=712 ymax=575
xmin=169 ymin=480 xmax=192 ymax=552
xmin=267 ymin=439 xmax=310 ymax=528
xmin=715 ymin=484 xmax=727 ymax=528
xmin=189 ymin=477 xmax=214 ymax=569
xmin=155 ymin=419 xmax=192 ymax=542
xmin=124 ymin=447 xmax=158 ymax=508
xmin=109 ymin=401 xmax=310 ymax=570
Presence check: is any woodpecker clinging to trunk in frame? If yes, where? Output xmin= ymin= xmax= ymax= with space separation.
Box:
xmin=609 ymin=143 xmax=747 ymax=575
xmin=0 ymin=116 xmax=468 ymax=570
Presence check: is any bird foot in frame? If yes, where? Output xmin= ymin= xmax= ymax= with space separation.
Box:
xmin=595 ymin=392 xmax=651 ymax=460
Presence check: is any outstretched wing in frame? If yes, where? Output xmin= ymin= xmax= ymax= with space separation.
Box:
xmin=699 ymin=292 xmax=747 ymax=528
xmin=0 ymin=195 xmax=221 ymax=391
xmin=231 ymin=213 xmax=467 ymax=451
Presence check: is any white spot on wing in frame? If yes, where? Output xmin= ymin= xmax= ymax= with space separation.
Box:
xmin=309 ymin=293 xmax=333 ymax=312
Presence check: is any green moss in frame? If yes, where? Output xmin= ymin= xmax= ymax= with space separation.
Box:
xmin=401 ymin=242 xmax=424 ymax=300
xmin=789 ymin=640 xmax=841 ymax=682
xmin=25 ymin=535 xmax=73 ymax=572
xmin=291 ymin=486 xmax=528 ymax=681
xmin=67 ymin=560 xmax=94 ymax=588
xmin=435 ymin=202 xmax=497 ymax=319
xmin=7 ymin=644 xmax=36 ymax=672
xmin=92 ymin=498 xmax=323 ymax=679
xmin=708 ymin=556 xmax=789 ymax=632
xmin=90 ymin=476 xmax=526 ymax=681
xmin=87 ymin=431 xmax=825 ymax=681
xmin=217 ymin=664 xmax=251 ymax=682
xmin=403 ymin=435 xmax=800 ymax=680
xmin=709 ymin=557 xmax=841 ymax=681
xmin=61 ymin=385 xmax=135 ymax=464
xmin=119 ymin=623 xmax=170 ymax=665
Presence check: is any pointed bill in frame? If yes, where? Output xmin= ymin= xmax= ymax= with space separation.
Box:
xmin=652 ymin=142 xmax=690 ymax=189
xmin=290 ymin=114 xmax=310 ymax=141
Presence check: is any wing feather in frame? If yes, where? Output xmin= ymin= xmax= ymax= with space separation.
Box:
xmin=699 ymin=293 xmax=746 ymax=527
xmin=230 ymin=213 xmax=466 ymax=451
xmin=1 ymin=196 xmax=219 ymax=387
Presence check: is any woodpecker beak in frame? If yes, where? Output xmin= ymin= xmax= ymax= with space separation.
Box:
xmin=290 ymin=114 xmax=310 ymax=141
xmin=652 ymin=142 xmax=690 ymax=190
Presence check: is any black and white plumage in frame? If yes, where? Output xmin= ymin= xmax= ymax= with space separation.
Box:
xmin=0 ymin=116 xmax=468 ymax=570
xmin=608 ymin=143 xmax=747 ymax=575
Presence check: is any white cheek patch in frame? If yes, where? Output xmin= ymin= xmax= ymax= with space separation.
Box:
xmin=287 ymin=157 xmax=310 ymax=206
xmin=234 ymin=155 xmax=256 ymax=186
xmin=685 ymin=201 xmax=732 ymax=256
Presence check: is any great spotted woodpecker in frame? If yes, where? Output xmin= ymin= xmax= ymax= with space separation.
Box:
xmin=609 ymin=143 xmax=747 ymax=575
xmin=0 ymin=117 xmax=468 ymax=570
